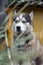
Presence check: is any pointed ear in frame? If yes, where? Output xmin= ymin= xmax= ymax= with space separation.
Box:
xmin=14 ymin=10 xmax=18 ymax=14
xmin=14 ymin=11 xmax=17 ymax=14
xmin=29 ymin=11 xmax=33 ymax=20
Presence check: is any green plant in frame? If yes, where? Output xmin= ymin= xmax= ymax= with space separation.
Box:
xmin=36 ymin=0 xmax=41 ymax=2
xmin=9 ymin=0 xmax=14 ymax=2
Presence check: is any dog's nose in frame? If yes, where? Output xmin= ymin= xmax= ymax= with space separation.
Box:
xmin=16 ymin=26 xmax=21 ymax=32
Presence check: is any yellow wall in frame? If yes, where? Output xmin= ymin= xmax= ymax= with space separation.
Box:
xmin=33 ymin=8 xmax=43 ymax=45
xmin=23 ymin=7 xmax=43 ymax=45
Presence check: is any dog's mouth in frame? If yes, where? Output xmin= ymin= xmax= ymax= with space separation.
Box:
xmin=16 ymin=31 xmax=29 ymax=37
xmin=15 ymin=29 xmax=22 ymax=35
xmin=17 ymin=31 xmax=21 ymax=35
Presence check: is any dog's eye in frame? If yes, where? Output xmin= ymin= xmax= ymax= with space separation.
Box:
xmin=22 ymin=21 xmax=26 ymax=23
xmin=15 ymin=20 xmax=19 ymax=23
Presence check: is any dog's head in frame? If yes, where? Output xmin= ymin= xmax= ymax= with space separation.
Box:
xmin=12 ymin=12 xmax=33 ymax=35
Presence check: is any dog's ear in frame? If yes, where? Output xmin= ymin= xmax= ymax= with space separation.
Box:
xmin=14 ymin=11 xmax=17 ymax=14
xmin=29 ymin=11 xmax=33 ymax=21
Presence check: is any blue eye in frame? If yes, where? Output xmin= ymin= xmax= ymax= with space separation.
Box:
xmin=22 ymin=21 xmax=26 ymax=23
xmin=15 ymin=20 xmax=19 ymax=23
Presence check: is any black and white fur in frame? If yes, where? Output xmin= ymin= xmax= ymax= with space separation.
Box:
xmin=12 ymin=12 xmax=43 ymax=65
xmin=13 ymin=12 xmax=33 ymax=35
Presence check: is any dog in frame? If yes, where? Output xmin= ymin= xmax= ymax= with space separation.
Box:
xmin=12 ymin=12 xmax=43 ymax=65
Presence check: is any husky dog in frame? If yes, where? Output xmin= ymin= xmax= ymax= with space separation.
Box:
xmin=12 ymin=12 xmax=43 ymax=65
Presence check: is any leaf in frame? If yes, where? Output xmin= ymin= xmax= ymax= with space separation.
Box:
xmin=0 ymin=34 xmax=5 ymax=39
xmin=36 ymin=0 xmax=41 ymax=2
xmin=10 ymin=0 xmax=14 ymax=2
xmin=0 ymin=30 xmax=5 ymax=34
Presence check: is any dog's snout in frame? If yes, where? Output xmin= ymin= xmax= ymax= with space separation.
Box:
xmin=16 ymin=26 xmax=21 ymax=32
